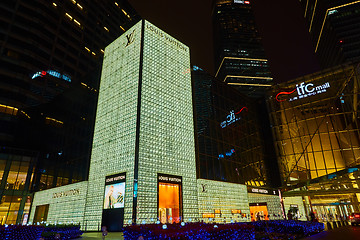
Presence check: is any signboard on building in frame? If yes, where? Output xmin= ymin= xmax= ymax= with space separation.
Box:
xmin=248 ymin=187 xmax=279 ymax=196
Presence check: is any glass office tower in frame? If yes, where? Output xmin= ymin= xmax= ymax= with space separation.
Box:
xmin=192 ymin=67 xmax=274 ymax=187
xmin=299 ymin=0 xmax=360 ymax=68
xmin=267 ymin=63 xmax=360 ymax=219
xmin=213 ymin=0 xmax=272 ymax=97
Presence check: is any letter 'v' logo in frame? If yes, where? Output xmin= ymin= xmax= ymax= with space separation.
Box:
xmin=125 ymin=29 xmax=136 ymax=47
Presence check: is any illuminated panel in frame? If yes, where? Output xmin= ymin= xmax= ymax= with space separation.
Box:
xmin=282 ymin=196 xmax=307 ymax=221
xmin=84 ymin=21 xmax=142 ymax=230
xmin=248 ymin=193 xmax=283 ymax=220
xmin=29 ymin=181 xmax=88 ymax=226
xmin=197 ymin=179 xmax=250 ymax=223
xmin=135 ymin=21 xmax=198 ymax=223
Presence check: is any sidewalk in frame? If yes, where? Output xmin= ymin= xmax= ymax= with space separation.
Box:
xmin=77 ymin=232 xmax=124 ymax=240
xmin=301 ymin=225 xmax=360 ymax=240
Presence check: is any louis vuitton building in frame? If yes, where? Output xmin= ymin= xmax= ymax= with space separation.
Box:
xmin=28 ymin=20 xmax=282 ymax=231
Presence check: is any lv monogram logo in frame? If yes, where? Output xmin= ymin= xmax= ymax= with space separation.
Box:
xmin=125 ymin=29 xmax=136 ymax=47
xmin=201 ymin=184 xmax=207 ymax=193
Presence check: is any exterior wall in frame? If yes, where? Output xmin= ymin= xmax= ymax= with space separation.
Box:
xmin=248 ymin=193 xmax=283 ymax=220
xmin=283 ymin=196 xmax=307 ymax=221
xmin=267 ymin=64 xmax=360 ymax=186
xmin=84 ymin=20 xmax=198 ymax=230
xmin=197 ymin=179 xmax=250 ymax=223
xmin=137 ymin=21 xmax=198 ymax=223
xmin=84 ymin=21 xmax=142 ymax=230
xmin=192 ymin=69 xmax=270 ymax=187
xmin=29 ymin=181 xmax=87 ymax=227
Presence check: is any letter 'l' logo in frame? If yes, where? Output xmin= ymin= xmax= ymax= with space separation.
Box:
xmin=125 ymin=29 xmax=136 ymax=47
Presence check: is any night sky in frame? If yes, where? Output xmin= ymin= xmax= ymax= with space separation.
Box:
xmin=128 ymin=0 xmax=320 ymax=83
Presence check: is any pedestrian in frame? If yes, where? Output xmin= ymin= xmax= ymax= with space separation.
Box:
xmin=287 ymin=210 xmax=293 ymax=220
xmin=101 ymin=226 xmax=108 ymax=240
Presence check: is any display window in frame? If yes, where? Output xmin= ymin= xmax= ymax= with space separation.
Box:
xmin=158 ymin=174 xmax=182 ymax=224
xmin=250 ymin=203 xmax=269 ymax=221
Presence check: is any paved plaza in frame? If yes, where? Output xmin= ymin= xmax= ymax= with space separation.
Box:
xmin=301 ymin=225 xmax=360 ymax=240
xmin=76 ymin=225 xmax=360 ymax=240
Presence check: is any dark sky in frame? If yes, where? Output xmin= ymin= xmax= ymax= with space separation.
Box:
xmin=128 ymin=0 xmax=320 ymax=83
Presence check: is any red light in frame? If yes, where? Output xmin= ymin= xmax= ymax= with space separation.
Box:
xmin=41 ymin=71 xmax=47 ymax=76
xmin=245 ymin=1 xmax=250 ymax=4
xmin=275 ymin=89 xmax=296 ymax=102
xmin=339 ymin=40 xmax=343 ymax=43
xmin=355 ymin=214 xmax=360 ymax=218
xmin=350 ymin=216 xmax=354 ymax=219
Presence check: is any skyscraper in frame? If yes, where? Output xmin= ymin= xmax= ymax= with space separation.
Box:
xmin=299 ymin=0 xmax=360 ymax=68
xmin=213 ymin=0 xmax=272 ymax=97
xmin=84 ymin=20 xmax=198 ymax=230
xmin=192 ymin=66 xmax=272 ymax=187
xmin=0 ymin=0 xmax=139 ymax=224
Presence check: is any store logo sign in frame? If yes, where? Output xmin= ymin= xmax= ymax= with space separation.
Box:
xmin=220 ymin=107 xmax=248 ymax=128
xmin=276 ymin=82 xmax=330 ymax=102
xmin=32 ymin=70 xmax=71 ymax=82
xmin=125 ymin=29 xmax=136 ymax=47
xmin=201 ymin=184 xmax=207 ymax=193
xmin=52 ymin=189 xmax=80 ymax=198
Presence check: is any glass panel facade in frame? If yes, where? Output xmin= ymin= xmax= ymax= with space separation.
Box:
xmin=0 ymin=152 xmax=35 ymax=224
xmin=192 ymin=69 xmax=270 ymax=186
xmin=267 ymin=63 xmax=360 ymax=187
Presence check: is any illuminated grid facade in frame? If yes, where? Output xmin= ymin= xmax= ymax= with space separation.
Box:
xmin=84 ymin=20 xmax=198 ymax=230
xmin=29 ymin=181 xmax=87 ymax=225
xmin=247 ymin=193 xmax=283 ymax=220
xmin=197 ymin=179 xmax=250 ymax=223
xmin=267 ymin=63 xmax=360 ymax=187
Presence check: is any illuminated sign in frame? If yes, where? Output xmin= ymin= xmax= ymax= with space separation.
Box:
xmin=276 ymin=82 xmax=330 ymax=102
xmin=193 ymin=65 xmax=203 ymax=71
xmin=234 ymin=0 xmax=250 ymax=4
xmin=146 ymin=23 xmax=187 ymax=52
xmin=32 ymin=70 xmax=71 ymax=82
xmin=158 ymin=174 xmax=182 ymax=183
xmin=52 ymin=189 xmax=80 ymax=198
xmin=248 ymin=187 xmax=279 ymax=196
xmin=125 ymin=29 xmax=136 ymax=47
xmin=220 ymin=107 xmax=248 ymax=128
xmin=104 ymin=173 xmax=126 ymax=209
xmin=218 ymin=149 xmax=235 ymax=159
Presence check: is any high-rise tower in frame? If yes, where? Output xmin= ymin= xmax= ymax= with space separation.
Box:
xmin=213 ymin=0 xmax=272 ymax=97
xmin=299 ymin=0 xmax=360 ymax=68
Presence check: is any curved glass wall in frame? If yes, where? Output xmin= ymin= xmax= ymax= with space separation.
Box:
xmin=267 ymin=63 xmax=360 ymax=187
